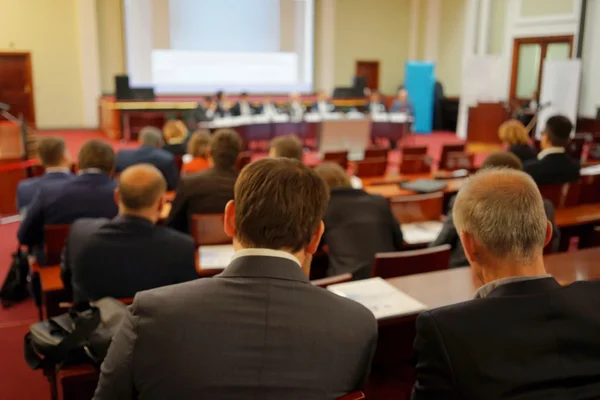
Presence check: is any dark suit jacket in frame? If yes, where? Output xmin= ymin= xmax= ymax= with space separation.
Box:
xmin=191 ymin=104 xmax=213 ymax=123
xmin=321 ymin=188 xmax=404 ymax=279
xmin=390 ymin=99 xmax=414 ymax=115
xmin=16 ymin=171 xmax=74 ymax=211
xmin=167 ymin=167 xmax=238 ymax=233
xmin=116 ymin=146 xmax=179 ymax=190
xmin=215 ymin=102 xmax=230 ymax=118
xmin=230 ymin=101 xmax=258 ymax=116
xmin=508 ymin=144 xmax=538 ymax=164
xmin=412 ymin=278 xmax=600 ymax=400
xmin=523 ymin=152 xmax=580 ymax=185
xmin=17 ymin=173 xmax=118 ymax=247
xmin=61 ymin=215 xmax=197 ymax=305
xmin=430 ymin=196 xmax=559 ymax=268
xmin=93 ymin=255 xmax=378 ymax=400
xmin=162 ymin=142 xmax=187 ymax=157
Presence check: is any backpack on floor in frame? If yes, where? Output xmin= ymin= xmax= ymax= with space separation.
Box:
xmin=0 ymin=249 xmax=30 ymax=307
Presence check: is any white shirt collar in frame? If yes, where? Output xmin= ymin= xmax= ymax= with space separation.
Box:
xmin=78 ymin=168 xmax=105 ymax=175
xmin=231 ymin=248 xmax=301 ymax=267
xmin=537 ymin=147 xmax=565 ymax=160
xmin=45 ymin=167 xmax=71 ymax=174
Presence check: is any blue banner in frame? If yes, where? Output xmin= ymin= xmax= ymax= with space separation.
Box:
xmin=405 ymin=62 xmax=435 ymax=134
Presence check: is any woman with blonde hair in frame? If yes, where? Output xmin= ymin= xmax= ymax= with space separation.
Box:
xmin=498 ymin=119 xmax=537 ymax=163
xmin=162 ymin=119 xmax=189 ymax=156
xmin=182 ymin=129 xmax=212 ymax=175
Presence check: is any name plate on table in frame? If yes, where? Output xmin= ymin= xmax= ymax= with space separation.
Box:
xmin=371 ymin=113 xmax=389 ymax=122
xmin=346 ymin=111 xmax=366 ymax=120
xmin=211 ymin=117 xmax=241 ymax=128
xmin=389 ymin=113 xmax=408 ymax=123
xmin=401 ymin=221 xmax=444 ymax=245
xmin=271 ymin=114 xmax=290 ymax=123
xmin=328 ymin=277 xmax=427 ymax=320
xmin=198 ymin=245 xmax=235 ymax=270
xmin=252 ymin=115 xmax=270 ymax=124
xmin=304 ymin=113 xmax=322 ymax=123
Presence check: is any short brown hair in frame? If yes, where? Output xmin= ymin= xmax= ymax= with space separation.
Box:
xmin=78 ymin=140 xmax=115 ymax=174
xmin=187 ymin=129 xmax=212 ymax=158
xmin=544 ymin=115 xmax=573 ymax=147
xmin=234 ymin=158 xmax=329 ymax=252
xmin=37 ymin=137 xmax=66 ymax=167
xmin=269 ymin=135 xmax=303 ymax=161
xmin=118 ymin=164 xmax=166 ymax=210
xmin=498 ymin=119 xmax=529 ymax=145
xmin=162 ymin=120 xmax=187 ymax=144
xmin=314 ymin=162 xmax=351 ymax=189
xmin=481 ymin=151 xmax=523 ymax=170
xmin=211 ymin=129 xmax=242 ymax=169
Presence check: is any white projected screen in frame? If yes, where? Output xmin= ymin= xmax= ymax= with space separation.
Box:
xmin=123 ymin=0 xmax=314 ymax=94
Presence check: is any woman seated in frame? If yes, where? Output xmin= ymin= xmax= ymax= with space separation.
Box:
xmin=182 ymin=130 xmax=212 ymax=175
xmin=314 ymin=162 xmax=404 ymax=280
xmin=162 ymin=120 xmax=189 ymax=156
xmin=499 ymin=119 xmax=537 ymax=163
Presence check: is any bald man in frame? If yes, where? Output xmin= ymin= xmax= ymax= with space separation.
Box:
xmin=412 ymin=169 xmax=600 ymax=399
xmin=61 ymin=164 xmax=197 ymax=306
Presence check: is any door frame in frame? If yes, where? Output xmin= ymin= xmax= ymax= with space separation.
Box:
xmin=0 ymin=51 xmax=36 ymax=126
xmin=355 ymin=60 xmax=380 ymax=91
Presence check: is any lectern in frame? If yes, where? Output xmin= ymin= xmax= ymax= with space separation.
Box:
xmin=467 ymin=102 xmax=509 ymax=144
xmin=0 ymin=120 xmax=30 ymax=216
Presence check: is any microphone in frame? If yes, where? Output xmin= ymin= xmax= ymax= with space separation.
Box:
xmin=0 ymin=102 xmax=10 ymax=111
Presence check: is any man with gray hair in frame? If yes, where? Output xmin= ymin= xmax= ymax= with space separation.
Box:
xmin=412 ymin=169 xmax=600 ymax=399
xmin=115 ymin=126 xmax=179 ymax=190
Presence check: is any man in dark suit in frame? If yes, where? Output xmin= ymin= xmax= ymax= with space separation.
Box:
xmin=310 ymin=90 xmax=334 ymax=114
xmin=365 ymin=90 xmax=387 ymax=115
xmin=523 ymin=115 xmax=580 ymax=185
xmin=61 ymin=164 xmax=197 ymax=306
xmin=94 ymin=158 xmax=377 ymax=400
xmin=412 ymin=168 xmax=600 ymax=399
xmin=215 ymin=90 xmax=232 ymax=118
xmin=16 ymin=136 xmax=74 ymax=213
xmin=315 ymin=162 xmax=403 ymax=279
xmin=191 ymin=96 xmax=217 ymax=125
xmin=167 ymin=128 xmax=241 ymax=233
xmin=115 ymin=126 xmax=179 ymax=190
xmin=285 ymin=92 xmax=305 ymax=120
xmin=18 ymin=140 xmax=118 ymax=250
xmin=230 ymin=92 xmax=258 ymax=117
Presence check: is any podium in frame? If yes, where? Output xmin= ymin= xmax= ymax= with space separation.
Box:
xmin=0 ymin=121 xmax=28 ymax=216
xmin=467 ymin=102 xmax=509 ymax=144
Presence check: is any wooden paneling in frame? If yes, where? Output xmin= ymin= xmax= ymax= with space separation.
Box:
xmin=0 ymin=52 xmax=36 ymax=126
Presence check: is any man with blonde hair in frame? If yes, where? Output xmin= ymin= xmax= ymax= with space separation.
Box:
xmin=412 ymin=169 xmax=600 ymax=399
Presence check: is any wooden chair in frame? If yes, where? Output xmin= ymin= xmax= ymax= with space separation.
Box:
xmin=389 ymin=192 xmax=444 ymax=224
xmin=235 ymin=151 xmax=252 ymax=171
xmin=538 ymin=182 xmax=581 ymax=209
xmin=567 ymin=135 xmax=586 ymax=161
xmin=324 ymin=150 xmax=349 ymax=170
xmin=444 ymin=152 xmax=475 ymax=172
xmin=337 ymin=391 xmax=366 ymax=400
xmin=439 ymin=144 xmax=465 ymax=170
xmin=372 ymin=245 xmax=451 ymax=279
xmin=173 ymin=155 xmax=183 ymax=172
xmin=44 ymin=224 xmax=71 ymax=265
xmin=399 ymin=155 xmax=431 ymax=174
xmin=580 ymin=173 xmax=600 ymax=204
xmin=311 ymin=273 xmax=353 ymax=288
xmin=401 ymin=145 xmax=427 ymax=157
xmin=364 ymin=147 xmax=389 ymax=160
xmin=190 ymin=214 xmax=231 ymax=247
xmin=354 ymin=157 xmax=388 ymax=178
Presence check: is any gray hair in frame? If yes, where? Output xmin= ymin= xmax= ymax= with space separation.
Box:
xmin=139 ymin=126 xmax=163 ymax=148
xmin=453 ymin=168 xmax=547 ymax=262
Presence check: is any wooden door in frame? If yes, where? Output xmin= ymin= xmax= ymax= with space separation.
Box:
xmin=356 ymin=61 xmax=380 ymax=91
xmin=0 ymin=52 xmax=36 ymax=126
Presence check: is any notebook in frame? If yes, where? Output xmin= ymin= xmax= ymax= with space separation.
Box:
xmin=401 ymin=221 xmax=444 ymax=244
xmin=198 ymin=245 xmax=235 ymax=270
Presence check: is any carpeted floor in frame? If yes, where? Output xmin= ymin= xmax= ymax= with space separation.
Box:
xmin=0 ymin=129 xmax=481 ymax=399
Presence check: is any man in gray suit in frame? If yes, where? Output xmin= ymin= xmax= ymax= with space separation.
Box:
xmin=94 ymin=158 xmax=378 ymax=400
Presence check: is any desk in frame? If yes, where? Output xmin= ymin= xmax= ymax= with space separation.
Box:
xmin=364 ymin=179 xmax=466 ymax=199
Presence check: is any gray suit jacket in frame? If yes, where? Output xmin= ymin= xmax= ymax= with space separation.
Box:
xmin=94 ymin=255 xmax=378 ymax=400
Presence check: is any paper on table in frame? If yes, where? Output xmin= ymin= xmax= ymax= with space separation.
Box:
xmin=198 ymin=244 xmax=235 ymax=270
xmin=328 ymin=277 xmax=427 ymax=320
xmin=389 ymin=113 xmax=408 ymax=123
xmin=401 ymin=221 xmax=444 ymax=244
xmin=581 ymin=164 xmax=600 ymax=176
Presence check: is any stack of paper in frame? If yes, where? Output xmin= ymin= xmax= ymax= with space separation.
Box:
xmin=401 ymin=221 xmax=444 ymax=244
xmin=198 ymin=245 xmax=235 ymax=270
xmin=328 ymin=277 xmax=427 ymax=319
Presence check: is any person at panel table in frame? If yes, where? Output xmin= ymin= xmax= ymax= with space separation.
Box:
xmin=365 ymin=90 xmax=387 ymax=116
xmin=191 ymin=96 xmax=217 ymax=125
xmin=215 ymin=91 xmax=232 ymax=118
xmin=257 ymin=95 xmax=280 ymax=117
xmin=389 ymin=87 xmax=414 ymax=116
xmin=310 ymin=90 xmax=335 ymax=114
xmin=230 ymin=92 xmax=258 ymax=117
xmin=284 ymin=92 xmax=305 ymax=119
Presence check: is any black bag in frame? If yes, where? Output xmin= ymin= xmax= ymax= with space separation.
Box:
xmin=24 ymin=297 xmax=128 ymax=370
xmin=400 ymin=179 xmax=448 ymax=194
xmin=0 ymin=249 xmax=30 ymax=307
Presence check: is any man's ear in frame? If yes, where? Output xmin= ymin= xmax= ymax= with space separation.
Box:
xmin=306 ymin=221 xmax=325 ymax=255
xmin=459 ymin=231 xmax=478 ymax=265
xmin=224 ymin=200 xmax=237 ymax=238
xmin=543 ymin=220 xmax=553 ymax=248
xmin=157 ymin=194 xmax=165 ymax=212
xmin=113 ymin=188 xmax=120 ymax=206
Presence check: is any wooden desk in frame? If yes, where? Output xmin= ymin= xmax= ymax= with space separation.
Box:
xmin=364 ymin=179 xmax=465 ymax=199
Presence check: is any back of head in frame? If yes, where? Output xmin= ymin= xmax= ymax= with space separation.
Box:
xmin=269 ymin=135 xmax=303 ymax=161
xmin=162 ymin=120 xmax=187 ymax=144
xmin=139 ymin=126 xmax=164 ymax=148
xmin=481 ymin=151 xmax=523 ymax=170
xmin=78 ymin=140 xmax=115 ymax=174
xmin=234 ymin=158 xmax=329 ymax=252
xmin=314 ymin=162 xmax=351 ymax=190
xmin=544 ymin=115 xmax=572 ymax=148
xmin=210 ymin=129 xmax=242 ymax=170
xmin=498 ymin=119 xmax=529 ymax=146
xmin=453 ymin=169 xmax=547 ymax=263
xmin=37 ymin=136 xmax=67 ymax=167
xmin=118 ymin=164 xmax=166 ymax=213
xmin=187 ymin=129 xmax=212 ymax=158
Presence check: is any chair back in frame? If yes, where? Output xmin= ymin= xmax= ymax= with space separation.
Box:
xmin=389 ymin=192 xmax=444 ymax=224
xmin=235 ymin=151 xmax=252 ymax=171
xmin=364 ymin=147 xmax=389 ymax=160
xmin=399 ymin=155 xmax=431 ymax=174
xmin=191 ymin=214 xmax=231 ymax=247
xmin=311 ymin=273 xmax=353 ymax=288
xmin=324 ymin=150 xmax=349 ymax=170
xmin=538 ymin=182 xmax=581 ymax=209
xmin=173 ymin=155 xmax=184 ymax=172
xmin=372 ymin=245 xmax=451 ymax=279
xmin=439 ymin=144 xmax=465 ymax=169
xmin=337 ymin=392 xmax=366 ymax=400
xmin=401 ymin=145 xmax=427 ymax=157
xmin=355 ymin=157 xmax=387 ymax=178
xmin=44 ymin=224 xmax=71 ymax=265
xmin=566 ymin=135 xmax=586 ymax=161
xmin=444 ymin=152 xmax=474 ymax=171
xmin=580 ymin=173 xmax=600 ymax=204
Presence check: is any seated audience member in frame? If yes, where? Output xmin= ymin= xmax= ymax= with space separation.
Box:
xmin=366 ymin=90 xmax=386 ymax=115
xmin=162 ymin=120 xmax=188 ymax=156
xmin=230 ymin=92 xmax=257 ymax=117
xmin=523 ymin=115 xmax=580 ymax=185
xmin=315 ymin=162 xmax=403 ymax=279
xmin=192 ymin=96 xmax=217 ymax=125
xmin=286 ymin=92 xmax=305 ymax=119
xmin=311 ymin=90 xmax=334 ymax=114
xmin=115 ymin=127 xmax=179 ymax=190
xmin=17 ymin=136 xmax=74 ymax=213
xmin=389 ymin=87 xmax=414 ymax=115
xmin=412 ymin=168 xmax=600 ymax=399
xmin=94 ymin=158 xmax=377 ymax=400
xmin=61 ymin=164 xmax=197 ymax=306
xmin=168 ymin=129 xmax=241 ymax=233
xmin=499 ymin=119 xmax=537 ymax=163
xmin=429 ymin=151 xmax=559 ymax=268
xmin=181 ymin=130 xmax=212 ymax=175
xmin=269 ymin=135 xmax=303 ymax=161
xmin=18 ymin=140 xmax=118 ymax=249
